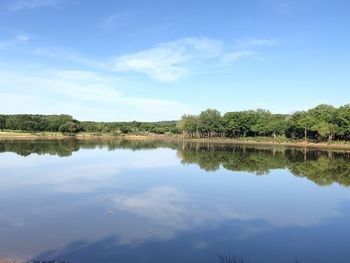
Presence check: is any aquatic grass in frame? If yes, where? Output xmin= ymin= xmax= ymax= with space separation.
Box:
xmin=212 ymin=254 xmax=244 ymax=263
xmin=212 ymin=254 xmax=306 ymax=263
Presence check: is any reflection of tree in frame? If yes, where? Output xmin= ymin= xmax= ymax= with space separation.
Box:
xmin=0 ymin=139 xmax=80 ymax=157
xmin=179 ymin=148 xmax=221 ymax=171
xmin=0 ymin=139 xmax=175 ymax=157
xmin=177 ymin=143 xmax=289 ymax=174
xmin=1 ymin=139 xmax=350 ymax=187
xmin=176 ymin=142 xmax=350 ymax=187
xmin=290 ymin=156 xmax=350 ymax=186
xmin=222 ymin=153 xmax=287 ymax=175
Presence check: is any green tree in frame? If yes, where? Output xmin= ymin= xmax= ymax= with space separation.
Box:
xmin=198 ymin=109 xmax=222 ymax=138
xmin=223 ymin=110 xmax=262 ymax=137
xmin=295 ymin=113 xmax=316 ymax=141
xmin=45 ymin=115 xmax=74 ymax=132
xmin=22 ymin=121 xmax=39 ymax=132
xmin=269 ymin=118 xmax=288 ymax=138
xmin=119 ymin=126 xmax=132 ymax=134
xmin=0 ymin=115 xmax=6 ymax=131
xmin=250 ymin=109 xmax=273 ymax=136
xmin=59 ymin=122 xmax=79 ymax=134
xmin=222 ymin=112 xmax=241 ymax=138
xmin=334 ymin=104 xmax=350 ymax=140
xmin=177 ymin=115 xmax=199 ymax=137
xmin=308 ymin=104 xmax=336 ymax=123
xmin=312 ymin=121 xmax=339 ymax=141
xmin=307 ymin=104 xmax=337 ymax=141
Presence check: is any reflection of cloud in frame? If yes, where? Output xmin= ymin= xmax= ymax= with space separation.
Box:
xmin=0 ymin=148 xmax=178 ymax=193
xmin=113 ymin=177 xmax=350 ymax=241
xmin=114 ymin=185 xmax=255 ymax=234
xmin=193 ymin=240 xmax=210 ymax=250
xmin=1 ymin=146 xmax=350 ymax=249
xmin=115 ymin=186 xmax=189 ymax=227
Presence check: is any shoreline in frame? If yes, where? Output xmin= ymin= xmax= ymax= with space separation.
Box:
xmin=1 ymin=132 xmax=350 ymax=151
xmin=165 ymin=137 xmax=350 ymax=150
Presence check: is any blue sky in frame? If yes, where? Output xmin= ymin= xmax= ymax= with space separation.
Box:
xmin=0 ymin=0 xmax=349 ymax=121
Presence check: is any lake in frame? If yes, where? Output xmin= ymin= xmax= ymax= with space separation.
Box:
xmin=0 ymin=139 xmax=350 ymax=263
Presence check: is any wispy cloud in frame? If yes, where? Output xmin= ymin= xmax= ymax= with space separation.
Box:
xmin=112 ymin=38 xmax=223 ymax=82
xmin=0 ymin=68 xmax=192 ymax=121
xmin=0 ymin=34 xmax=278 ymax=84
xmin=111 ymin=37 xmax=279 ymax=81
xmin=102 ymin=12 xmax=132 ymax=31
xmin=32 ymin=46 xmax=108 ymax=70
xmin=235 ymin=38 xmax=279 ymax=48
xmin=8 ymin=0 xmax=70 ymax=12
xmin=221 ymin=51 xmax=255 ymax=63
xmin=0 ymin=34 xmax=30 ymax=49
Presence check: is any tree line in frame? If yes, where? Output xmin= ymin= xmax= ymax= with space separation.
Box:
xmin=0 ymin=114 xmax=178 ymax=135
xmin=1 ymin=104 xmax=350 ymax=141
xmin=177 ymin=104 xmax=350 ymax=141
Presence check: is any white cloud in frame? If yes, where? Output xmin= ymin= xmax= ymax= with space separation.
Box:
xmin=102 ymin=12 xmax=132 ymax=31
xmin=5 ymin=36 xmax=276 ymax=82
xmin=110 ymin=37 xmax=275 ymax=81
xmin=112 ymin=38 xmax=223 ymax=82
xmin=113 ymin=46 xmax=188 ymax=82
xmin=9 ymin=0 xmax=59 ymax=11
xmin=0 ymin=68 xmax=192 ymax=121
xmin=32 ymin=47 xmax=108 ymax=70
xmin=235 ymin=38 xmax=279 ymax=48
xmin=0 ymin=34 xmax=30 ymax=49
xmin=222 ymin=51 xmax=255 ymax=63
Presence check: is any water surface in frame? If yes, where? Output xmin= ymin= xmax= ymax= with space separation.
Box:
xmin=0 ymin=139 xmax=350 ymax=263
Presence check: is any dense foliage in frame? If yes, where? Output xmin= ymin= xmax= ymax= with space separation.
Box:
xmin=2 ymin=104 xmax=350 ymax=141
xmin=0 ymin=114 xmax=178 ymax=135
xmin=178 ymin=104 xmax=350 ymax=141
xmin=80 ymin=120 xmax=178 ymax=134
xmin=0 ymin=114 xmax=75 ymax=132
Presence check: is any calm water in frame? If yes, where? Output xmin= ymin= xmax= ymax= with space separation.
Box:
xmin=1 ymin=139 xmax=350 ymax=263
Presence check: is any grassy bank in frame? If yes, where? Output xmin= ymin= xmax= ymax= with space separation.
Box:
xmin=0 ymin=131 xmax=154 ymax=140
xmin=160 ymin=136 xmax=350 ymax=151
xmin=2 ymin=131 xmax=350 ymax=150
